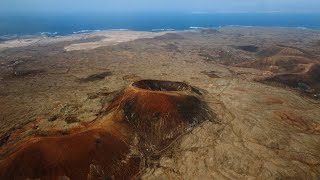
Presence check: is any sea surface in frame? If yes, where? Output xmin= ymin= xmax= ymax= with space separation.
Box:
xmin=0 ymin=12 xmax=320 ymax=39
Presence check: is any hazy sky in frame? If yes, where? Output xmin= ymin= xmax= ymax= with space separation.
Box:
xmin=1 ymin=0 xmax=320 ymax=13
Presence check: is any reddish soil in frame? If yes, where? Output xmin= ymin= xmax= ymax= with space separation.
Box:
xmin=0 ymin=80 xmax=214 ymax=179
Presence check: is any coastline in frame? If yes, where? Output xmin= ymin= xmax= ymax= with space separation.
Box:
xmin=0 ymin=20 xmax=320 ymax=179
xmin=0 ymin=30 xmax=173 ymax=51
xmin=1 ymin=24 xmax=320 ymax=39
xmin=1 ymin=26 xmax=320 ymax=51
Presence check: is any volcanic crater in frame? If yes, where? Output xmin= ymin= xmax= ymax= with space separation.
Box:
xmin=0 ymin=80 xmax=216 ymax=180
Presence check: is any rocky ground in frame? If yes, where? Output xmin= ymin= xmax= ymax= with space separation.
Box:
xmin=0 ymin=27 xmax=320 ymax=179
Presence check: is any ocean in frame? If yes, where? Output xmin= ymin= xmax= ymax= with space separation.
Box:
xmin=0 ymin=12 xmax=320 ymax=38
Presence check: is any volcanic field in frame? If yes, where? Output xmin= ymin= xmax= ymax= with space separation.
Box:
xmin=0 ymin=27 xmax=319 ymax=179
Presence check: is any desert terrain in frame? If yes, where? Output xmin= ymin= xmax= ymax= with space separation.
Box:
xmin=0 ymin=27 xmax=319 ymax=179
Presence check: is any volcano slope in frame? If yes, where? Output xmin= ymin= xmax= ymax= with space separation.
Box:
xmin=0 ymin=27 xmax=319 ymax=179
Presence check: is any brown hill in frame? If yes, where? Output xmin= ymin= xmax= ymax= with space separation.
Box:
xmin=240 ymin=46 xmax=315 ymax=73
xmin=262 ymin=63 xmax=320 ymax=96
xmin=238 ymin=45 xmax=319 ymax=97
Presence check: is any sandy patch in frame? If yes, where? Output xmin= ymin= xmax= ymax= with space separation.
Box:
xmin=0 ymin=30 xmax=170 ymax=51
xmin=0 ymin=38 xmax=41 ymax=49
xmin=63 ymin=30 xmax=169 ymax=51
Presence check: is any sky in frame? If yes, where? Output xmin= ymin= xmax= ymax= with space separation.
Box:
xmin=1 ymin=0 xmax=320 ymax=14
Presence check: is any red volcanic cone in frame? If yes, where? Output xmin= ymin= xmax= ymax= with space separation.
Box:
xmin=0 ymin=80 xmax=216 ymax=179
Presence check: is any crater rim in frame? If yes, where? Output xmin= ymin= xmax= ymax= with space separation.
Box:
xmin=131 ymin=79 xmax=193 ymax=92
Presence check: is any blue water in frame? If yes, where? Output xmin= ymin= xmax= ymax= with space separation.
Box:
xmin=0 ymin=12 xmax=320 ymax=37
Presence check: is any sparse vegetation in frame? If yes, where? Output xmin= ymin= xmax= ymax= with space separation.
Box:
xmin=0 ymin=27 xmax=319 ymax=179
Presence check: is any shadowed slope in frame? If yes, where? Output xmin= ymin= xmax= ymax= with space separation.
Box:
xmin=105 ymin=80 xmax=215 ymax=154
xmin=262 ymin=63 xmax=320 ymax=96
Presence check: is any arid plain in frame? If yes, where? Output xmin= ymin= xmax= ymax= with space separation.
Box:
xmin=0 ymin=27 xmax=320 ymax=179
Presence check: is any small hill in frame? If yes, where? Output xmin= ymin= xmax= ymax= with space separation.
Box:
xmin=241 ymin=56 xmax=312 ymax=73
xmin=239 ymin=46 xmax=316 ymax=73
xmin=238 ymin=45 xmax=319 ymax=97
xmin=261 ymin=63 xmax=320 ymax=96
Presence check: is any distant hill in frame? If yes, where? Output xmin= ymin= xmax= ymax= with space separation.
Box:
xmin=238 ymin=45 xmax=320 ymax=97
